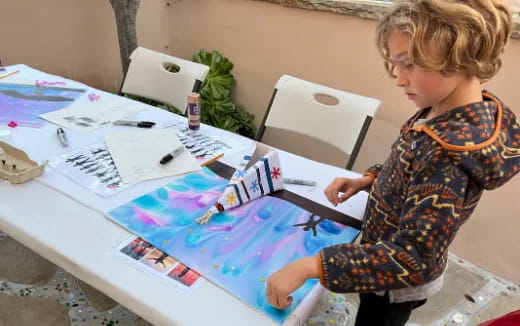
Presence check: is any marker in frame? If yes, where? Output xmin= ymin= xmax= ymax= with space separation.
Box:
xmin=113 ymin=120 xmax=156 ymax=128
xmin=283 ymin=178 xmax=317 ymax=187
xmin=200 ymin=153 xmax=224 ymax=167
xmin=160 ymin=146 xmax=185 ymax=165
xmin=57 ymin=127 xmax=68 ymax=147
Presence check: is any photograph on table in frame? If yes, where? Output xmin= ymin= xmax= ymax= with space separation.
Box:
xmin=142 ymin=248 xmax=177 ymax=273
xmin=106 ymin=168 xmax=359 ymax=324
xmin=120 ymin=237 xmax=155 ymax=260
xmin=0 ymin=83 xmax=86 ymax=127
xmin=167 ymin=263 xmax=202 ymax=287
xmin=115 ymin=236 xmax=204 ymax=293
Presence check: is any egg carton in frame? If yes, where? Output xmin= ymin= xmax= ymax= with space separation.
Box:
xmin=0 ymin=141 xmax=47 ymax=184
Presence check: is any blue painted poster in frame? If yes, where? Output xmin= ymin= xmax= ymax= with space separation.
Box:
xmin=106 ymin=169 xmax=359 ymax=324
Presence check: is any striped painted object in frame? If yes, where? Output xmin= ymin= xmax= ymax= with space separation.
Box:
xmin=196 ymin=145 xmax=284 ymax=224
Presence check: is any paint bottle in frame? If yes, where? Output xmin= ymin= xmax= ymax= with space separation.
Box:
xmin=187 ymin=92 xmax=201 ymax=132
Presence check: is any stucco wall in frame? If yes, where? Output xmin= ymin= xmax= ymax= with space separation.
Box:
xmin=0 ymin=0 xmax=518 ymax=283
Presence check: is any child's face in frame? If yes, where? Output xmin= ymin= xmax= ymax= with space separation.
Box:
xmin=387 ymin=29 xmax=466 ymax=110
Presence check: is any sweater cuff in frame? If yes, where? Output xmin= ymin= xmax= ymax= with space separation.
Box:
xmin=364 ymin=164 xmax=382 ymax=179
xmin=317 ymin=252 xmax=326 ymax=286
xmin=362 ymin=172 xmax=376 ymax=183
xmin=318 ymin=244 xmax=356 ymax=293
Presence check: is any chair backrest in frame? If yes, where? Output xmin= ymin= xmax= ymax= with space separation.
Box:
xmin=256 ymin=75 xmax=381 ymax=170
xmin=119 ymin=47 xmax=210 ymax=113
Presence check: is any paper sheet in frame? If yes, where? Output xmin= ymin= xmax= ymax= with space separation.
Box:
xmin=48 ymin=142 xmax=130 ymax=197
xmin=39 ymin=95 xmax=145 ymax=131
xmin=104 ymin=129 xmax=201 ymax=183
xmin=174 ymin=128 xmax=246 ymax=164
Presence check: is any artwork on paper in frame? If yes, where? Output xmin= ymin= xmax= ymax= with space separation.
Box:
xmin=48 ymin=142 xmax=129 ymax=197
xmin=106 ymin=169 xmax=359 ymax=324
xmin=0 ymin=83 xmax=86 ymax=127
xmin=175 ymin=128 xmax=237 ymax=162
xmin=196 ymin=143 xmax=284 ymax=224
xmin=39 ymin=95 xmax=145 ymax=132
xmin=116 ymin=237 xmax=204 ymax=293
xmin=156 ymin=120 xmax=253 ymax=165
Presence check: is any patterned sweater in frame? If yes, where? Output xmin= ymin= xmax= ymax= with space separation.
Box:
xmin=318 ymin=91 xmax=520 ymax=293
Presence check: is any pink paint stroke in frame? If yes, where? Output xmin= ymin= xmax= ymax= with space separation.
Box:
xmin=35 ymin=80 xmax=67 ymax=87
xmin=88 ymin=93 xmax=100 ymax=101
xmin=209 ymin=225 xmax=233 ymax=232
xmin=134 ymin=207 xmax=167 ymax=227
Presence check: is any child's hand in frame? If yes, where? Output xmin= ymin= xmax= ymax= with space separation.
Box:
xmin=324 ymin=176 xmax=373 ymax=206
xmin=266 ymin=257 xmax=319 ymax=309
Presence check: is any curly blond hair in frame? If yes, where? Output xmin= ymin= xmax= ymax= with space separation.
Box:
xmin=376 ymin=0 xmax=513 ymax=82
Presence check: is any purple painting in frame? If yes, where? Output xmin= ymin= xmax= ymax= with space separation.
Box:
xmin=0 ymin=83 xmax=86 ymax=127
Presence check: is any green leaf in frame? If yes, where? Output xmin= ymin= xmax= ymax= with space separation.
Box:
xmin=192 ymin=49 xmax=255 ymax=138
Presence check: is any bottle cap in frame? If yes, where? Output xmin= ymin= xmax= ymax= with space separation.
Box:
xmin=187 ymin=92 xmax=200 ymax=103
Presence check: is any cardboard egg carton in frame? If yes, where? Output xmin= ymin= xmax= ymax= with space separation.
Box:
xmin=0 ymin=141 xmax=47 ymax=184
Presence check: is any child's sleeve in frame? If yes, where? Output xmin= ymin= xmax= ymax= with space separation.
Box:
xmin=317 ymin=154 xmax=469 ymax=293
xmin=363 ymin=163 xmax=383 ymax=180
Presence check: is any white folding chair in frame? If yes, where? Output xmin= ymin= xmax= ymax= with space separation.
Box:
xmin=256 ymin=75 xmax=381 ymax=170
xmin=119 ymin=47 xmax=210 ymax=113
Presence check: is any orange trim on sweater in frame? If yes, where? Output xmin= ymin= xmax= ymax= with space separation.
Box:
xmin=362 ymin=172 xmax=377 ymax=182
xmin=316 ymin=252 xmax=326 ymax=286
xmin=410 ymin=93 xmax=503 ymax=152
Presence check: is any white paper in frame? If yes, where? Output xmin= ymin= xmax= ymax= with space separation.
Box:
xmin=48 ymin=142 xmax=131 ymax=197
xmin=104 ymin=129 xmax=201 ymax=183
xmin=39 ymin=95 xmax=145 ymax=132
xmin=173 ymin=128 xmax=248 ymax=165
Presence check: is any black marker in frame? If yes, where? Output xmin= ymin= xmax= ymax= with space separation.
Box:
xmin=113 ymin=120 xmax=156 ymax=128
xmin=159 ymin=146 xmax=185 ymax=165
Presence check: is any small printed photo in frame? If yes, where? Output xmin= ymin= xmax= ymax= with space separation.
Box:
xmin=167 ymin=263 xmax=201 ymax=287
xmin=141 ymin=249 xmax=177 ymax=273
xmin=120 ymin=237 xmax=155 ymax=260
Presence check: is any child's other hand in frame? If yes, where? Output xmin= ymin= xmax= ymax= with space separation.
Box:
xmin=266 ymin=257 xmax=319 ymax=309
xmin=324 ymin=176 xmax=373 ymax=206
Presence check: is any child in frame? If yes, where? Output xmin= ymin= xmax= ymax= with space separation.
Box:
xmin=266 ymin=1 xmax=520 ymax=325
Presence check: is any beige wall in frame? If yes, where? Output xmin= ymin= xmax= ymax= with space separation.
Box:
xmin=0 ymin=0 xmax=170 ymax=91
xmin=1 ymin=0 xmax=518 ymax=282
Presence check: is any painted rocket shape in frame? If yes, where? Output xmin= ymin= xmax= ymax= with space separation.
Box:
xmin=196 ymin=143 xmax=284 ymax=224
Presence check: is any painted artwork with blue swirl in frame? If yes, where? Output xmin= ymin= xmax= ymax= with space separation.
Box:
xmin=106 ymin=168 xmax=359 ymax=324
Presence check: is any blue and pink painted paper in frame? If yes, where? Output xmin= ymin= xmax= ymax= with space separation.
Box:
xmin=106 ymin=168 xmax=359 ymax=324
xmin=0 ymin=83 xmax=85 ymax=127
